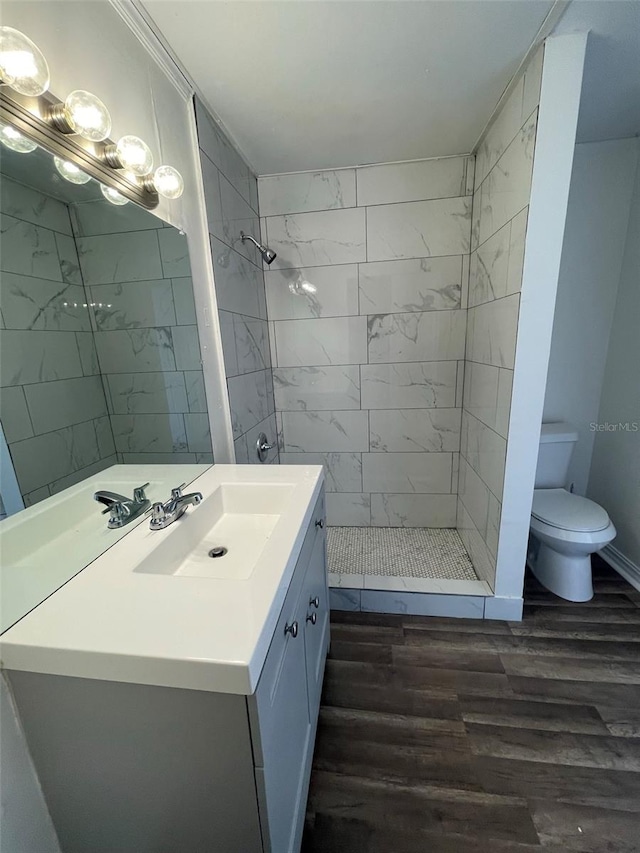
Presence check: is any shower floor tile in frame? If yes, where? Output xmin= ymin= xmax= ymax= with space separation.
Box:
xmin=326 ymin=527 xmax=478 ymax=581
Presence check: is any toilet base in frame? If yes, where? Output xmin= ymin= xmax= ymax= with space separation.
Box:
xmin=527 ymin=539 xmax=594 ymax=602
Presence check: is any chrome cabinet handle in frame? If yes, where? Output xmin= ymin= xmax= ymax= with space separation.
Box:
xmin=306 ymin=612 xmax=317 ymax=625
xmin=284 ymin=620 xmax=298 ymax=638
xmin=309 ymin=596 xmax=320 ymax=609
xmin=315 ymin=519 xmax=325 ymax=529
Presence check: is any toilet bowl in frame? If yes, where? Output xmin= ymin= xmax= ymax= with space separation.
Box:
xmin=528 ymin=488 xmax=616 ymax=602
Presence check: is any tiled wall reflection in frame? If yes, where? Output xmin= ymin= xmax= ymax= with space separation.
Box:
xmin=258 ymin=155 xmax=475 ymax=527
xmin=0 ymin=177 xmax=117 ymax=505
xmin=71 ymin=200 xmax=212 ymax=467
xmin=458 ymin=45 xmax=544 ymax=587
xmin=195 ymin=99 xmax=278 ymax=465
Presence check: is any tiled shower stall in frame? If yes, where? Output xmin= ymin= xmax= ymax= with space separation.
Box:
xmin=195 ymin=45 xmax=544 ymax=593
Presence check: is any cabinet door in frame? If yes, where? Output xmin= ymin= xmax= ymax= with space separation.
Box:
xmin=303 ymin=525 xmax=330 ymax=718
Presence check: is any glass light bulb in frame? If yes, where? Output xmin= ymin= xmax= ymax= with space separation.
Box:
xmin=0 ymin=122 xmax=37 ymax=153
xmin=115 ymin=135 xmax=153 ymax=176
xmin=153 ymin=165 xmax=184 ymax=199
xmin=100 ymin=184 xmax=128 ymax=206
xmin=54 ymin=157 xmax=92 ymax=185
xmin=63 ymin=90 xmax=111 ymax=142
xmin=0 ymin=27 xmax=49 ymax=96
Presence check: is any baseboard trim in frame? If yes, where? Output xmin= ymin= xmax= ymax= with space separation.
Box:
xmin=600 ymin=544 xmax=640 ymax=592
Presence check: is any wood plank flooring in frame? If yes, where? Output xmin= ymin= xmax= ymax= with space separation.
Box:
xmin=303 ymin=556 xmax=640 ymax=852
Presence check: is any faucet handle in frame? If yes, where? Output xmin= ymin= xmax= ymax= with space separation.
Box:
xmin=170 ymin=483 xmax=186 ymax=500
xmin=133 ymin=482 xmax=150 ymax=503
xmin=147 ymin=501 xmax=167 ymax=530
xmin=104 ymin=501 xmax=131 ymax=529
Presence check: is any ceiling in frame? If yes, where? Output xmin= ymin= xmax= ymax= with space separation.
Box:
xmin=142 ymin=0 xmax=555 ymax=174
xmin=553 ymin=1 xmax=640 ymax=143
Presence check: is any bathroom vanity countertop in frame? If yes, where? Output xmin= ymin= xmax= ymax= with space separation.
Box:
xmin=0 ymin=465 xmax=324 ymax=695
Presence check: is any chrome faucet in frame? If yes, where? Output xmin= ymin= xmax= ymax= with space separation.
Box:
xmin=94 ymin=483 xmax=150 ymax=529
xmin=148 ymin=483 xmax=203 ymax=530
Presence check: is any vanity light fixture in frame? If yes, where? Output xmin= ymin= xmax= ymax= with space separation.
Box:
xmin=49 ymin=90 xmax=111 ymax=142
xmin=0 ymin=26 xmax=49 ymax=96
xmin=100 ymin=184 xmax=129 ymax=206
xmin=0 ymin=25 xmax=184 ymax=206
xmin=54 ymin=156 xmax=92 ymax=185
xmin=0 ymin=121 xmax=36 ymax=152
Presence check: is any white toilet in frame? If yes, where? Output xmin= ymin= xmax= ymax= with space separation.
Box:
xmin=527 ymin=423 xmax=616 ymax=602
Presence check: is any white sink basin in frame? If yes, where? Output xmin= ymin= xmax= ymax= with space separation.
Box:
xmin=134 ymin=483 xmax=295 ymax=580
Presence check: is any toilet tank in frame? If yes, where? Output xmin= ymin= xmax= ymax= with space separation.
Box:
xmin=535 ymin=423 xmax=579 ymax=488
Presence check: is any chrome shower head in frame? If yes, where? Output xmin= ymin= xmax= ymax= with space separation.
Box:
xmin=241 ymin=231 xmax=277 ymax=265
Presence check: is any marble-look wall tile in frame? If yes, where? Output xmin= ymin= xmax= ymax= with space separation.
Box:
xmin=458 ymin=455 xmax=490 ymax=539
xmin=506 ymin=208 xmax=528 ymax=295
xmin=370 ymin=493 xmax=457 ymax=528
xmin=218 ymin=310 xmax=239 ymax=377
xmin=158 ymin=229 xmax=192 ymax=278
xmin=55 ymin=233 xmax=83 ymax=285
xmin=220 ymin=174 xmax=261 ymax=266
xmin=356 ymin=157 xmax=467 ymax=206
xmin=48 ymin=453 xmax=117 ymax=497
xmin=1 ymin=273 xmax=91 ymax=332
xmin=366 ymin=197 xmax=471 ymax=261
xmin=9 ymin=419 xmax=101 ymax=493
xmin=227 ymin=369 xmax=269 ymax=438
xmin=90 ymin=280 xmax=176 ymax=330
xmin=369 ymin=408 xmax=461 ymax=453
xmin=359 ymin=256 xmax=462 ymax=314
xmin=95 ymin=416 xmax=116 ymax=459
xmin=0 ymin=385 xmax=33 ymax=443
xmin=233 ymin=315 xmax=270 ymax=374
xmin=173 ymin=325 xmax=203 ymax=371
xmin=184 ymin=413 xmax=212 ymax=454
xmin=195 ymin=99 xmax=252 ymax=205
xmin=461 ymin=410 xmax=507 ymax=500
xmin=466 ymin=294 xmax=519 ymax=369
xmin=521 ymin=44 xmax=545 ymax=126
xmin=274 ymin=316 xmax=368 ymax=367
xmin=273 ymin=365 xmax=360 ymax=411
xmin=210 ymin=237 xmax=266 ymax=319
xmin=94 ymin=327 xmax=175 ymax=374
xmin=24 ymin=375 xmax=107 ymax=434
xmin=457 ymin=501 xmax=495 ymax=588
xmin=265 ymin=264 xmax=358 ymax=320
xmin=76 ymin=331 xmax=99 ymax=376
xmin=495 ymin=369 xmax=513 ymax=438
xmin=234 ymin=434 xmax=250 ymax=464
xmin=368 ymin=310 xmax=466 ymax=363
xmin=360 ymin=361 xmax=457 ymax=409
xmin=360 ymin=589 xmax=484 ymax=619
xmin=76 ymin=231 xmax=163 ymax=285
xmin=329 ymin=589 xmax=361 ymax=611
xmin=120 ymin=452 xmax=197 ymax=465
xmin=70 ymin=198 xmax=160 ymax=237
xmin=265 ymin=208 xmax=366 ymax=269
xmin=258 ymin=170 xmax=356 ymax=216
xmin=248 ymin=174 xmax=259 ymax=215
xmin=463 ymin=361 xmax=513 ymax=439
xmin=106 ymin=373 xmax=188 ymax=415
xmin=110 ymin=412 xmax=188 ymax=454
xmin=172 ymin=278 xmax=197 ymax=325
xmin=478 ymin=111 xmax=537 ymax=246
xmin=279 ymin=451 xmax=362 ymax=492
xmin=362 ymin=452 xmax=452 ymax=494
xmin=23 ymin=486 xmax=51 ymax=507
xmin=281 ymin=410 xmax=369 ymax=452
xmin=185 ymin=371 xmax=208 ymax=413
xmin=200 ymin=153 xmax=225 ymax=243
xmin=1 ymin=215 xmax=62 ymax=282
xmin=2 ymin=178 xmax=72 ymax=235
xmin=326 ymin=493 xmax=371 ymax=526
xmin=475 ymin=76 xmax=525 ymax=191
xmin=468 ymin=221 xmax=511 ymax=307
xmin=1 ymin=329 xmax=82 ymax=386
xmin=486 ymin=492 xmax=501 ymax=559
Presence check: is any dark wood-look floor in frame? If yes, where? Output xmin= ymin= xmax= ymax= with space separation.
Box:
xmin=303 ymin=556 xmax=640 ymax=853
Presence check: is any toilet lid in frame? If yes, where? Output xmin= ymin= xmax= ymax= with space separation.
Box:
xmin=532 ymin=489 xmax=610 ymax=532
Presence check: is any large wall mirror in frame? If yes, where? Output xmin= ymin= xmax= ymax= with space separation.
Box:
xmin=0 ymin=118 xmax=213 ymax=632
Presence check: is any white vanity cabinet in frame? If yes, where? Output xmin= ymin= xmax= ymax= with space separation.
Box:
xmin=5 ymin=490 xmax=329 ymax=853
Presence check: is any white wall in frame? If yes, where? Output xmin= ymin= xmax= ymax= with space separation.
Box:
xmin=0 ymin=675 xmax=61 ymax=853
xmin=2 ymin=0 xmax=235 ymax=463
xmin=494 ymin=33 xmax=588 ymax=608
xmin=588 ymin=142 xmax=640 ymax=570
xmin=543 ymin=139 xmax=638 ymax=494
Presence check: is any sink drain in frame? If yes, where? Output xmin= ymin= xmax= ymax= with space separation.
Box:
xmin=208 ymin=546 xmax=228 ymax=558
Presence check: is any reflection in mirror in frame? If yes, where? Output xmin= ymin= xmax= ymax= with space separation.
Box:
xmin=0 ymin=128 xmax=213 ymax=632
